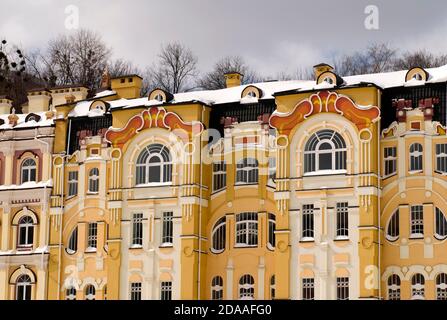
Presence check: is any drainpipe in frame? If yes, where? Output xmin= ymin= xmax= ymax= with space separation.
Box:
xmin=377 ymin=89 xmax=382 ymax=300
xmin=34 ymin=127 xmax=52 ymax=299
xmin=197 ymin=105 xmax=205 ymax=300
xmin=56 ymin=154 xmax=65 ymax=300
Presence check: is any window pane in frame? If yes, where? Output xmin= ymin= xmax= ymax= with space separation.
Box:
xmin=319 ymin=153 xmax=332 ymax=170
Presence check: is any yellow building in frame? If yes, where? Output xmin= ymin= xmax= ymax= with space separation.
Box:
xmin=1 ymin=63 xmax=447 ymax=300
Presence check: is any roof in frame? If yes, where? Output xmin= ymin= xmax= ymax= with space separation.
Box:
xmin=0 ymin=112 xmax=54 ymax=130
xmin=66 ymin=64 xmax=447 ymax=118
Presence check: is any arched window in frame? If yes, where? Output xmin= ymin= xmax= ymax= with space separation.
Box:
xmin=21 ymin=158 xmax=37 ymax=183
xmin=386 ymin=210 xmax=399 ymax=241
xmin=387 ymin=274 xmax=401 ymax=300
xmin=436 ymin=273 xmax=447 ymax=300
xmin=268 ymin=213 xmax=275 ymax=250
xmin=211 ymin=276 xmax=223 ymax=300
xmin=67 ymin=226 xmax=78 ymax=254
xmin=409 ymin=143 xmax=423 ymax=172
xmin=236 ymin=158 xmax=258 ymax=184
xmin=16 ymin=274 xmax=32 ymax=300
xmin=136 ymin=144 xmax=172 ymax=185
xmin=88 ymin=168 xmax=99 ymax=193
xmin=235 ymin=212 xmax=258 ymax=247
xmin=85 ymin=285 xmax=96 ymax=300
xmin=270 ymin=275 xmax=276 ymax=300
xmin=211 ymin=217 xmax=226 ymax=253
xmin=17 ymin=215 xmax=34 ymax=248
xmin=66 ymin=287 xmax=77 ymax=300
xmin=435 ymin=208 xmax=447 ymax=240
xmin=411 ymin=273 xmax=425 ymax=299
xmin=239 ymin=274 xmax=255 ymax=300
xmin=304 ymin=129 xmax=347 ymax=174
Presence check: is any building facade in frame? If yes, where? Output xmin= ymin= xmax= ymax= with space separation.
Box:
xmin=1 ymin=63 xmax=447 ymax=300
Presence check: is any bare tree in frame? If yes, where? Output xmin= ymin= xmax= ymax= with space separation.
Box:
xmin=333 ymin=43 xmax=397 ymax=76
xmin=149 ymin=42 xmax=198 ymax=93
xmin=197 ymin=56 xmax=261 ymax=90
xmin=393 ymin=50 xmax=447 ymax=70
xmin=274 ymin=67 xmax=314 ymax=81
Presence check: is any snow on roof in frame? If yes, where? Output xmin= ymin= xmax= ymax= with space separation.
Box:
xmin=67 ymin=64 xmax=447 ymax=117
xmin=0 ymin=179 xmax=53 ymax=191
xmin=0 ymin=112 xmax=54 ymax=130
xmin=93 ymin=90 xmax=116 ymax=98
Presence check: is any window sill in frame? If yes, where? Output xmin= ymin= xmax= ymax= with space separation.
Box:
xmin=85 ymin=247 xmax=97 ymax=253
xmin=66 ymin=195 xmax=77 ymax=200
xmin=434 ymin=235 xmax=447 ymax=241
xmin=159 ymin=244 xmax=173 ymax=249
xmin=386 ymin=236 xmax=399 ymax=243
xmin=409 ymin=234 xmax=424 ymax=240
xmin=303 ymin=170 xmax=347 ymax=177
xmin=129 ymin=244 xmax=143 ymax=250
xmin=408 ymin=170 xmax=423 ymax=175
xmin=86 ymin=192 xmax=99 ymax=196
xmin=135 ymin=182 xmax=173 ymax=188
xmin=234 ymin=244 xmax=258 ymax=249
xmin=382 ymin=173 xmax=397 ymax=180
xmin=210 ymin=248 xmax=225 ymax=254
xmin=299 ymin=238 xmax=315 ymax=243
xmin=334 ymin=236 xmax=350 ymax=242
xmin=16 ymin=246 xmax=33 ymax=251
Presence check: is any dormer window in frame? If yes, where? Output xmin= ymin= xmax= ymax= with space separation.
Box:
xmin=405 ymin=67 xmax=429 ymax=82
xmin=149 ymin=89 xmax=172 ymax=103
xmin=241 ymin=86 xmax=262 ymax=100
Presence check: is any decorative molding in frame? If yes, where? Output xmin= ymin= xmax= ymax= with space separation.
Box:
xmin=269 ymin=91 xmax=380 ymax=135
xmin=105 ymin=107 xmax=204 ymax=148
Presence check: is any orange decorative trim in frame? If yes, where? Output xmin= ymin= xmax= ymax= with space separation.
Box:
xmin=105 ymin=107 xmax=204 ymax=147
xmin=269 ymin=91 xmax=380 ymax=135
xmin=435 ymin=123 xmax=447 ymax=135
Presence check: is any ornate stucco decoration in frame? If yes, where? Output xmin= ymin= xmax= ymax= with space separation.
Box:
xmin=269 ymin=90 xmax=381 ymax=135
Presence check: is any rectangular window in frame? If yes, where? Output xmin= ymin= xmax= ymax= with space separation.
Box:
xmin=161 ymin=281 xmax=172 ymax=300
xmin=130 ymin=282 xmax=142 ymax=300
xmin=212 ymin=161 xmax=226 ymax=192
xmin=132 ymin=213 xmax=143 ymax=247
xmin=87 ymin=222 xmax=97 ymax=250
xmin=68 ymin=171 xmax=78 ymax=197
xmin=302 ymin=205 xmax=314 ymax=240
xmin=302 ymin=278 xmax=315 ymax=300
xmin=337 ymin=277 xmax=349 ymax=300
xmin=161 ymin=212 xmax=173 ymax=246
xmin=384 ymin=147 xmax=397 ymax=177
xmin=410 ymin=205 xmax=424 ymax=237
xmin=436 ymin=143 xmax=447 ymax=174
xmin=336 ymin=202 xmax=349 ymax=239
xmin=235 ymin=212 xmax=258 ymax=246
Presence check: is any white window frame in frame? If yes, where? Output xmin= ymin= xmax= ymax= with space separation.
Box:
xmin=335 ymin=202 xmax=349 ymax=240
xmin=304 ymin=129 xmax=347 ymax=175
xmin=301 ymin=204 xmax=314 ymax=241
xmin=136 ymin=144 xmax=173 ymax=186
xmin=386 ymin=209 xmax=400 ymax=241
xmin=435 ymin=207 xmax=447 ymax=240
xmin=21 ymin=158 xmax=37 ymax=183
xmin=16 ymin=274 xmax=32 ymax=300
xmin=383 ymin=146 xmax=397 ymax=177
xmin=161 ymin=212 xmax=173 ymax=246
xmin=86 ymin=222 xmax=97 ymax=251
xmin=387 ymin=274 xmax=401 ymax=300
xmin=17 ymin=215 xmax=34 ymax=248
xmin=410 ymin=205 xmax=424 ymax=238
xmin=436 ymin=273 xmax=447 ymax=300
xmin=267 ymin=213 xmax=275 ymax=250
xmin=409 ymin=143 xmax=423 ymax=172
xmin=131 ymin=213 xmax=143 ymax=247
xmin=85 ymin=285 xmax=96 ymax=300
xmin=211 ymin=217 xmax=226 ymax=253
xmin=302 ymin=278 xmax=315 ymax=300
xmin=211 ymin=276 xmax=224 ymax=300
xmin=68 ymin=171 xmax=78 ymax=197
xmin=336 ymin=277 xmax=349 ymax=300
xmin=67 ymin=226 xmax=78 ymax=254
xmin=88 ymin=168 xmax=99 ymax=193
xmin=160 ymin=281 xmax=172 ymax=300
xmin=235 ymin=212 xmax=258 ymax=247
xmin=435 ymin=143 xmax=447 ymax=174
xmin=212 ymin=161 xmax=226 ymax=192
xmin=130 ymin=282 xmax=142 ymax=300
xmin=236 ymin=158 xmax=259 ymax=184
xmin=411 ymin=273 xmax=425 ymax=300
xmin=238 ymin=274 xmax=255 ymax=300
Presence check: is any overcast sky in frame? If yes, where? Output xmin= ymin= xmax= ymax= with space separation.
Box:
xmin=2 ymin=0 xmax=447 ymax=78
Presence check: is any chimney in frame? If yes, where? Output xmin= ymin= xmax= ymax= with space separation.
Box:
xmin=313 ymin=63 xmax=334 ymax=80
xmin=0 ymin=96 xmax=13 ymax=114
xmin=27 ymin=89 xmax=51 ymax=113
xmin=50 ymin=86 xmax=88 ymax=107
xmin=224 ymin=72 xmax=243 ymax=88
xmin=111 ymin=75 xmax=142 ymax=99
